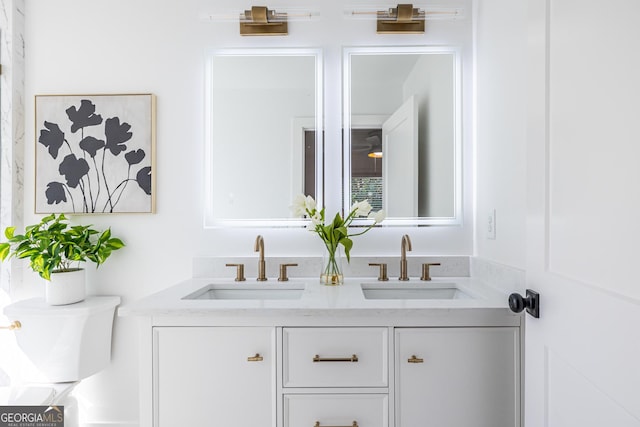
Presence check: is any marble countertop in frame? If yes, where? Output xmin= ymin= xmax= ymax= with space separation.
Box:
xmin=119 ymin=277 xmax=520 ymax=327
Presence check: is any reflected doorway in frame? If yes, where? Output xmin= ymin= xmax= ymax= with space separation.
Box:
xmin=351 ymin=128 xmax=383 ymax=211
xmin=304 ymin=130 xmax=316 ymax=199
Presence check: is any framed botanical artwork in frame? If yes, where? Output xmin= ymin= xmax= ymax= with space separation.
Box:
xmin=35 ymin=94 xmax=156 ymax=214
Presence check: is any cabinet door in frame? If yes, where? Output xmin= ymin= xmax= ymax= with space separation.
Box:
xmin=395 ymin=328 xmax=519 ymax=427
xmin=154 ymin=327 xmax=275 ymax=427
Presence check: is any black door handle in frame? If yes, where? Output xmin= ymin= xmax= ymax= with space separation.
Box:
xmin=508 ymin=289 xmax=540 ymax=318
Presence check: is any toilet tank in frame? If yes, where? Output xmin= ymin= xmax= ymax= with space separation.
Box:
xmin=3 ymin=296 xmax=120 ymax=383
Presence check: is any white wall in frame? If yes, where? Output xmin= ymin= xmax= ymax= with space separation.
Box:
xmin=351 ymin=53 xmax=457 ymax=219
xmin=474 ymin=0 xmax=527 ymax=269
xmin=404 ymin=55 xmax=455 ymax=217
xmin=211 ymin=55 xmax=316 ymax=219
xmin=20 ymin=0 xmax=472 ymax=424
xmin=351 ymin=55 xmax=403 ymax=116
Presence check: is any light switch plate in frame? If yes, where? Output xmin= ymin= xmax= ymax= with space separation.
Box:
xmin=487 ymin=209 xmax=496 ymax=240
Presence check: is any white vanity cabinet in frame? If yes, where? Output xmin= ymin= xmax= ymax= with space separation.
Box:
xmin=149 ymin=325 xmax=520 ymax=427
xmin=131 ymin=277 xmax=522 ymax=427
xmin=153 ymin=327 xmax=276 ymax=427
xmin=395 ymin=327 xmax=520 ymax=427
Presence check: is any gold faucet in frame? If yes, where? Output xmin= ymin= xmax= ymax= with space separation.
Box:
xmin=254 ymin=235 xmax=267 ymax=281
xmin=399 ymin=234 xmax=412 ymax=281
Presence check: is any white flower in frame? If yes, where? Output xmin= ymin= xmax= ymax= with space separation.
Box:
xmin=304 ymin=195 xmax=317 ymax=212
xmin=307 ymin=213 xmax=323 ymax=231
xmin=291 ymin=194 xmax=308 ymax=217
xmin=369 ymin=209 xmax=386 ymax=224
xmin=310 ymin=211 xmax=323 ymax=226
xmin=351 ymin=200 xmax=372 ymax=217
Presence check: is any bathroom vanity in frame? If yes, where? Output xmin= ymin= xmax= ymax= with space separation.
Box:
xmin=122 ymin=275 xmax=521 ymax=427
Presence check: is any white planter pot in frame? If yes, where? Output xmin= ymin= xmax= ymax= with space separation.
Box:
xmin=45 ymin=269 xmax=86 ymax=305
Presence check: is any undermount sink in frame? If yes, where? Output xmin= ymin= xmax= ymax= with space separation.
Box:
xmin=361 ymin=282 xmax=476 ymax=300
xmin=183 ymin=283 xmax=305 ymax=300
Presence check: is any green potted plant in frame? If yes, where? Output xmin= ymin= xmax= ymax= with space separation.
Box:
xmin=0 ymin=213 xmax=125 ymax=305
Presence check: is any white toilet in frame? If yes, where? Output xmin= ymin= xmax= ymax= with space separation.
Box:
xmin=1 ymin=296 xmax=120 ymax=427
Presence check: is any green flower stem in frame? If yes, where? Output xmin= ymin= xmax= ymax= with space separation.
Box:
xmin=323 ymin=246 xmax=340 ymax=274
xmin=346 ymin=223 xmax=377 ymax=237
xmin=303 ymin=202 xmax=379 ymax=282
xmin=321 ymin=241 xmax=342 ymax=284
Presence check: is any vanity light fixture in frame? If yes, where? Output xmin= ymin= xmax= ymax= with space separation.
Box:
xmin=239 ymin=6 xmax=288 ymax=36
xmin=200 ymin=8 xmax=318 ymax=27
xmin=368 ymin=151 xmax=383 ymax=158
xmin=377 ymin=4 xmax=425 ymax=34
xmin=344 ymin=4 xmax=463 ymax=33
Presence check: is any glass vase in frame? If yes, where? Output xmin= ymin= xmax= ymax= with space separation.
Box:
xmin=320 ymin=245 xmax=344 ymax=286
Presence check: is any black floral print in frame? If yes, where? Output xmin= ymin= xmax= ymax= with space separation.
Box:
xmin=59 ymin=154 xmax=90 ymax=188
xmin=45 ymin=182 xmax=67 ymax=205
xmin=105 ymin=117 xmax=132 ymax=155
xmin=66 ymin=99 xmax=103 ymax=133
xmin=38 ymin=99 xmax=151 ymax=213
xmin=136 ymin=166 xmax=152 ymax=195
xmin=79 ymin=136 xmax=106 ymax=158
xmin=125 ymin=149 xmax=145 ymax=165
xmin=38 ymin=121 xmax=65 ymax=159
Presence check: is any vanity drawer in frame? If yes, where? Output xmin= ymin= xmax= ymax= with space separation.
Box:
xmin=284 ymin=394 xmax=389 ymax=427
xmin=282 ymin=327 xmax=388 ymax=387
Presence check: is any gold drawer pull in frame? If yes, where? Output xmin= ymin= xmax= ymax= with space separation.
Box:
xmin=247 ymin=353 xmax=264 ymax=362
xmin=408 ymin=355 xmax=424 ymax=363
xmin=314 ymin=422 xmax=358 ymax=427
xmin=313 ymin=354 xmax=358 ymax=363
xmin=0 ymin=320 xmax=21 ymax=330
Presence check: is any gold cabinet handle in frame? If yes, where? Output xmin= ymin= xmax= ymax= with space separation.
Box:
xmin=408 ymin=355 xmax=424 ymax=363
xmin=313 ymin=354 xmax=358 ymax=362
xmin=247 ymin=353 xmax=264 ymax=362
xmin=314 ymin=422 xmax=358 ymax=427
xmin=0 ymin=320 xmax=21 ymax=330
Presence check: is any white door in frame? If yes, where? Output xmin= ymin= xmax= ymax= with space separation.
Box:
xmin=524 ymin=1 xmax=640 ymax=426
xmin=382 ymin=96 xmax=418 ymax=217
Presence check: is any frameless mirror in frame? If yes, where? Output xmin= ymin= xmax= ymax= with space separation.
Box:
xmin=343 ymin=46 xmax=461 ymax=225
xmin=205 ymin=48 xmax=323 ymax=227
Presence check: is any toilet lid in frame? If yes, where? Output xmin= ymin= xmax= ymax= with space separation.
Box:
xmin=0 ymin=386 xmax=55 ymax=405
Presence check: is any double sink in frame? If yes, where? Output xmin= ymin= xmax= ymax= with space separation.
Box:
xmin=183 ymin=281 xmax=476 ymax=301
